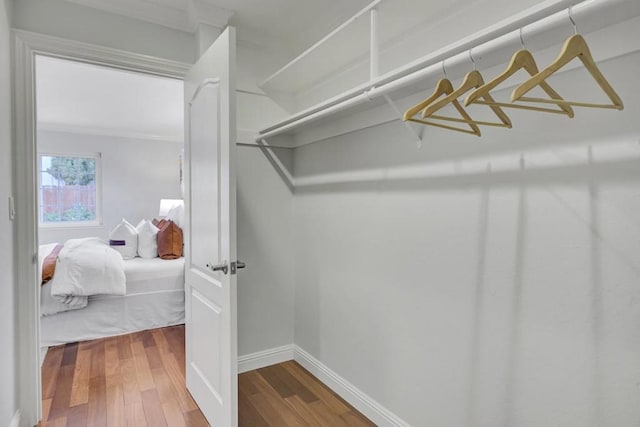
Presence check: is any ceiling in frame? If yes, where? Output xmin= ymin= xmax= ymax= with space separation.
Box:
xmin=64 ymin=0 xmax=371 ymax=51
xmin=36 ymin=55 xmax=184 ymax=141
xmin=217 ymin=0 xmax=370 ymax=50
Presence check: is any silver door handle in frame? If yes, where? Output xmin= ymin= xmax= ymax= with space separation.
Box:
xmin=230 ymin=260 xmax=246 ymax=274
xmin=206 ymin=262 xmax=228 ymax=275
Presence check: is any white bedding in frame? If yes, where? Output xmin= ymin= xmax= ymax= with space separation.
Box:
xmin=40 ymin=243 xmax=86 ymax=316
xmin=50 ymin=238 xmax=126 ymax=306
xmin=41 ymin=255 xmax=185 ymax=347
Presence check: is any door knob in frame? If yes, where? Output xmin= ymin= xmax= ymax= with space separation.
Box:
xmin=230 ymin=260 xmax=246 ymax=274
xmin=206 ymin=262 xmax=228 ymax=275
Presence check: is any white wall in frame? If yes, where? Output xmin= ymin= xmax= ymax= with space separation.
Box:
xmin=237 ymin=146 xmax=294 ymax=355
xmin=235 ymin=43 xmax=295 ymax=355
xmin=236 ymin=43 xmax=294 ymax=121
xmin=37 ymin=130 xmax=183 ymax=244
xmin=291 ymin=52 xmax=640 ymax=426
xmin=0 ymin=0 xmax=17 ymax=426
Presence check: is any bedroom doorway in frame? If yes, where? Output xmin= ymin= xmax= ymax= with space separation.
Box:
xmin=30 ymin=27 xmax=241 ymax=426
xmin=35 ymin=53 xmax=187 ymax=348
xmin=32 ymin=52 xmax=203 ymax=424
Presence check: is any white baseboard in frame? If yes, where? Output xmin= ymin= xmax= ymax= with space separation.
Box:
xmin=237 ymin=344 xmax=294 ymax=374
xmin=8 ymin=410 xmax=20 ymax=427
xmin=238 ymin=343 xmax=409 ymax=426
xmin=293 ymin=345 xmax=410 ymax=427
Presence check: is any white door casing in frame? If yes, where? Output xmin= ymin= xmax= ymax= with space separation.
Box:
xmin=184 ymin=27 xmax=238 ymax=427
xmin=13 ymin=30 xmax=190 ymax=427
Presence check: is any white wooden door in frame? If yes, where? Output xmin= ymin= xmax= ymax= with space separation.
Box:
xmin=184 ymin=27 xmax=237 ymax=427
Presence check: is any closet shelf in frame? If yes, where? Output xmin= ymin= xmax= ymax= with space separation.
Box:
xmin=256 ymin=0 xmax=640 ymax=149
xmin=259 ymin=0 xmax=382 ymax=95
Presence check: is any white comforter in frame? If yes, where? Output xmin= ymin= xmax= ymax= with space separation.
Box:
xmin=39 ymin=243 xmax=83 ymax=316
xmin=43 ymin=238 xmax=126 ymax=314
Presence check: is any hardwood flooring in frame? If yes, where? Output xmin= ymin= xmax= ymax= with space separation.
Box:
xmin=240 ymin=361 xmax=374 ymax=426
xmin=42 ymin=326 xmax=375 ymax=426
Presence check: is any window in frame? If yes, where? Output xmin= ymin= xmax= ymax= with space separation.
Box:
xmin=38 ymin=153 xmax=102 ymax=226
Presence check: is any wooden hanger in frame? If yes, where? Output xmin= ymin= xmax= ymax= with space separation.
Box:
xmin=465 ymin=49 xmax=574 ymax=117
xmin=421 ymin=70 xmax=512 ymax=130
xmin=403 ymin=78 xmax=481 ymax=136
xmin=512 ymin=34 xmax=623 ymax=110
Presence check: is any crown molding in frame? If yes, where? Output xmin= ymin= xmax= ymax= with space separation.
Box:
xmin=38 ymin=122 xmax=183 ymax=144
xmin=64 ymin=0 xmax=234 ymax=33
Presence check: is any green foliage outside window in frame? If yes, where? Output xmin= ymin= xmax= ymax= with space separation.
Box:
xmin=46 ymin=156 xmax=96 ymax=185
xmin=43 ymin=204 xmax=96 ymax=222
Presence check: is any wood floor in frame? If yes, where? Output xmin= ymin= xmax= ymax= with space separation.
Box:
xmin=42 ymin=325 xmax=375 ymax=426
xmin=239 ymin=361 xmax=374 ymax=426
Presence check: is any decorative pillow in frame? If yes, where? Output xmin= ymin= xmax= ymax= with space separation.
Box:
xmin=136 ymin=219 xmax=159 ymax=259
xmin=157 ymin=220 xmax=183 ymax=260
xmin=109 ymin=219 xmax=138 ymax=259
xmin=166 ymin=203 xmax=185 ymax=228
xmin=152 ymin=218 xmax=168 ymax=229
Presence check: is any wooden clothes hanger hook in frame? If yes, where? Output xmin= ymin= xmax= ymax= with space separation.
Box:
xmin=442 ymin=59 xmax=447 ymax=77
xmin=469 ymin=49 xmax=477 ymax=70
xmin=519 ymin=27 xmax=525 ymax=49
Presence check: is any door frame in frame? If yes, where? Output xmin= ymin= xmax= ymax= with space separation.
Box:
xmin=13 ymin=29 xmax=190 ymax=427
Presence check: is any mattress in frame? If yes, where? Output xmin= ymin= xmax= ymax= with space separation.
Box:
xmin=41 ymin=256 xmax=185 ymax=347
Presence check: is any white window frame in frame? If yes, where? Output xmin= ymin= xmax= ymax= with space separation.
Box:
xmin=38 ymin=151 xmax=103 ymax=228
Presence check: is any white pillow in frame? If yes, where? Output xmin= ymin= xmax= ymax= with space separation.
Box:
xmin=109 ymin=219 xmax=138 ymax=260
xmin=136 ymin=219 xmax=159 ymax=259
xmin=166 ymin=203 xmax=185 ymax=228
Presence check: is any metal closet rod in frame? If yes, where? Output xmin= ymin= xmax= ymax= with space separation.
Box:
xmin=258 ymin=0 xmax=637 ymax=142
xmin=236 ymin=142 xmax=293 ymax=149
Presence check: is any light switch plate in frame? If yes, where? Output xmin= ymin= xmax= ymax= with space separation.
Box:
xmin=8 ymin=196 xmax=15 ymax=220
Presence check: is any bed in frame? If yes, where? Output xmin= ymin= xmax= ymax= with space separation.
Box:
xmin=39 ymin=241 xmax=185 ymax=347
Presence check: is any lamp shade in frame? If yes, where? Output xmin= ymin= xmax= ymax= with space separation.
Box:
xmin=159 ymin=199 xmax=183 ymax=217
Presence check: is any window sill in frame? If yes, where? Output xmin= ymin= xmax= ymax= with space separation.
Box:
xmin=39 ymin=222 xmax=103 ymax=230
